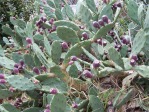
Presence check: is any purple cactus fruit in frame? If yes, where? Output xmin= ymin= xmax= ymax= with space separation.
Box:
xmin=9 ymin=87 xmax=15 ymax=92
xmin=26 ymin=38 xmax=32 ymax=44
xmin=16 ymin=98 xmax=22 ymax=103
xmin=92 ymin=21 xmax=100 ymax=29
xmin=41 ymin=65 xmax=47 ymax=72
xmin=0 ymin=79 xmax=6 ymax=84
xmin=121 ymin=38 xmax=127 ymax=44
xmin=109 ymin=31 xmax=115 ymax=37
xmin=0 ymin=74 xmax=5 ymax=79
xmin=108 ymin=101 xmax=113 ymax=106
xmin=97 ymin=38 xmax=102 ymax=45
xmin=61 ymin=42 xmax=69 ymax=49
xmin=13 ymin=68 xmax=19 ymax=74
xmin=72 ymin=102 xmax=78 ymax=108
xmin=103 ymin=41 xmax=107 ymax=46
xmin=121 ymin=36 xmax=130 ymax=45
xmin=112 ymin=3 xmax=117 ymax=10
xmin=131 ymin=55 xmax=138 ymax=61
xmin=116 ymin=2 xmax=122 ymax=8
xmin=107 ymin=106 xmax=115 ymax=112
xmin=130 ymin=59 xmax=136 ymax=66
xmin=51 ymin=25 xmax=57 ymax=32
xmin=19 ymin=60 xmax=24 ymax=66
xmin=92 ymin=60 xmax=100 ymax=68
xmin=102 ymin=15 xmax=109 ymax=23
xmin=70 ymin=56 xmax=78 ymax=61
xmin=98 ymin=20 xmax=105 ymax=26
xmin=49 ymin=18 xmax=54 ymax=24
xmin=103 ymin=0 xmax=109 ymax=4
xmin=82 ymin=32 xmax=89 ymax=40
xmin=18 ymin=64 xmax=24 ymax=70
xmin=33 ymin=67 xmax=40 ymax=75
xmin=50 ymin=88 xmax=58 ymax=94
xmin=36 ymin=21 xmax=39 ymax=26
xmin=36 ymin=20 xmax=41 ymax=26
xmin=46 ymin=104 xmax=50 ymax=109
xmin=82 ymin=70 xmax=93 ymax=78
xmin=14 ymin=63 xmax=19 ymax=68
xmin=44 ymin=109 xmax=50 ymax=112
xmin=41 ymin=16 xmax=47 ymax=22
xmin=68 ymin=61 xmax=74 ymax=65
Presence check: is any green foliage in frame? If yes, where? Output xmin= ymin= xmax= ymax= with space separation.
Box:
xmin=0 ymin=90 xmax=14 ymax=99
xmin=51 ymin=41 xmax=62 ymax=64
xmin=6 ymin=75 xmax=36 ymax=91
xmin=89 ymin=95 xmax=104 ymax=112
xmin=56 ymin=26 xmax=80 ymax=44
xmin=41 ymin=78 xmax=68 ymax=93
xmin=1 ymin=0 xmax=149 ymax=111
xmin=51 ymin=94 xmax=67 ymax=112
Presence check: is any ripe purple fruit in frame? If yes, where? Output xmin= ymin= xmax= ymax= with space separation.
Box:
xmin=131 ymin=55 xmax=138 ymax=61
xmin=121 ymin=36 xmax=130 ymax=45
xmin=109 ymin=31 xmax=115 ymax=37
xmin=103 ymin=0 xmax=109 ymax=4
xmin=26 ymin=38 xmax=32 ymax=44
xmin=50 ymin=88 xmax=58 ymax=94
xmin=103 ymin=41 xmax=107 ymax=46
xmin=97 ymin=38 xmax=102 ymax=45
xmin=9 ymin=87 xmax=15 ymax=92
xmin=82 ymin=70 xmax=93 ymax=78
xmin=13 ymin=68 xmax=19 ymax=74
xmin=98 ymin=20 xmax=105 ymax=26
xmin=0 ymin=79 xmax=6 ymax=84
xmin=130 ymin=59 xmax=136 ymax=66
xmin=19 ymin=60 xmax=24 ymax=66
xmin=41 ymin=16 xmax=47 ymax=22
xmin=33 ymin=67 xmax=40 ymax=75
xmin=116 ymin=2 xmax=122 ymax=8
xmin=61 ymin=42 xmax=69 ymax=49
xmin=72 ymin=103 xmax=78 ymax=108
xmin=70 ymin=56 xmax=78 ymax=61
xmin=51 ymin=25 xmax=57 ymax=32
xmin=92 ymin=21 xmax=100 ymax=29
xmin=41 ymin=65 xmax=47 ymax=72
xmin=82 ymin=32 xmax=89 ymax=40
xmin=112 ymin=3 xmax=117 ymax=10
xmin=14 ymin=63 xmax=19 ymax=68
xmin=92 ymin=60 xmax=100 ymax=68
xmin=102 ymin=15 xmax=109 ymax=23
xmin=0 ymin=74 xmax=5 ymax=79
xmin=68 ymin=61 xmax=74 ymax=65
xmin=44 ymin=109 xmax=50 ymax=112
xmin=49 ymin=18 xmax=54 ymax=24
xmin=46 ymin=104 xmax=50 ymax=109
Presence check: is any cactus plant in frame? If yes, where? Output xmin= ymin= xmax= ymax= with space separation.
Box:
xmin=1 ymin=0 xmax=149 ymax=111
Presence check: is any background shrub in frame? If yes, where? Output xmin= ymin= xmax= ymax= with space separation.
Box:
xmin=0 ymin=0 xmax=34 ymax=46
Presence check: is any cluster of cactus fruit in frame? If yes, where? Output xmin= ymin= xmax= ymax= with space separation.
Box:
xmin=1 ymin=0 xmax=149 ymax=111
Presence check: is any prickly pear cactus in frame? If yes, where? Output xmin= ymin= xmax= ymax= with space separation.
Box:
xmin=1 ymin=0 xmax=149 ymax=111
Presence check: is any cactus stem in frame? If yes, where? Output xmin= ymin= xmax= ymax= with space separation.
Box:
xmin=77 ymin=58 xmax=91 ymax=66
